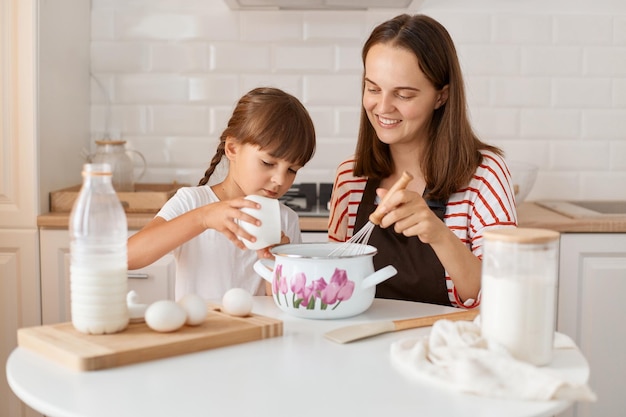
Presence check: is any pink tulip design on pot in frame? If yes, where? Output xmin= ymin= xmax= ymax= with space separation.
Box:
xmin=322 ymin=268 xmax=355 ymax=310
xmin=289 ymin=268 xmax=355 ymax=310
xmin=271 ymin=264 xmax=289 ymax=306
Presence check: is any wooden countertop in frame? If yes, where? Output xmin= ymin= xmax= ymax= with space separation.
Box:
xmin=516 ymin=203 xmax=626 ymax=233
xmin=37 ymin=203 xmax=626 ymax=233
xmin=37 ymin=211 xmax=329 ymax=232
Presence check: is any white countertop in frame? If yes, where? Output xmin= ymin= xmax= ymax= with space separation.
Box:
xmin=7 ymin=297 xmax=587 ymax=417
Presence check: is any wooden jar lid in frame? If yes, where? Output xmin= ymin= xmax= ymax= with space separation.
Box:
xmin=95 ymin=140 xmax=126 ymax=145
xmin=483 ymin=227 xmax=559 ymax=244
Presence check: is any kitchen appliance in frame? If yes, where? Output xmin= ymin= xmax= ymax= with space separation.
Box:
xmin=279 ymin=182 xmax=332 ymax=217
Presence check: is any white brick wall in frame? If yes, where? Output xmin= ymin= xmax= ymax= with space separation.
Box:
xmin=90 ymin=0 xmax=626 ymax=200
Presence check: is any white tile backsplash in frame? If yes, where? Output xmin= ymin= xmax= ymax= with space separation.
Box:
xmin=554 ymin=15 xmax=614 ymax=45
xmin=491 ymin=77 xmax=551 ymax=107
xmin=274 ymin=44 xmax=335 ymax=71
xmin=90 ymin=0 xmax=626 ymax=201
xmin=240 ymin=12 xmax=304 ymax=41
xmin=521 ymin=46 xmax=582 ymax=76
xmin=493 ymin=14 xmax=553 ymax=44
xmin=520 ymin=109 xmax=581 ymax=139
xmin=553 ymin=78 xmax=612 ymax=108
xmin=551 ymin=141 xmax=611 ymax=170
xmin=582 ymin=109 xmax=626 ymax=139
xmin=611 ymin=141 xmax=626 ymax=169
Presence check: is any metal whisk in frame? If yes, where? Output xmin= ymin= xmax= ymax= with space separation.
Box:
xmin=328 ymin=171 xmax=414 ymax=257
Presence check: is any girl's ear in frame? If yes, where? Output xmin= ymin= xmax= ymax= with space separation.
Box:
xmin=435 ymin=85 xmax=449 ymax=109
xmin=224 ymin=136 xmax=239 ymax=161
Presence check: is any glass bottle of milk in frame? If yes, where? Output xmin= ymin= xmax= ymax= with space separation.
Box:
xmin=69 ymin=163 xmax=129 ymax=334
xmin=481 ymin=228 xmax=560 ymax=366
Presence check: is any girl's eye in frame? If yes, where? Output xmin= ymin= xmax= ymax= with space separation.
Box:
xmin=288 ymin=168 xmax=298 ymax=174
xmin=262 ymin=160 xmax=274 ymax=167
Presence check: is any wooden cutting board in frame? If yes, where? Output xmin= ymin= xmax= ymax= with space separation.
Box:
xmin=18 ymin=308 xmax=282 ymax=371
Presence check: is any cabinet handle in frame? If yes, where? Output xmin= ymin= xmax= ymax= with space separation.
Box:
xmin=127 ymin=273 xmax=149 ymax=280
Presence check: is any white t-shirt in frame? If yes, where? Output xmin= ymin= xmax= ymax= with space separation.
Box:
xmin=156 ymin=185 xmax=302 ymax=300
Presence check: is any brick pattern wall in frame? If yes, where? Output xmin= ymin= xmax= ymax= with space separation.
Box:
xmin=90 ymin=0 xmax=626 ymax=200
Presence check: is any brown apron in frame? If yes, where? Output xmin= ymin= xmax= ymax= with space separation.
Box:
xmin=354 ymin=178 xmax=451 ymax=306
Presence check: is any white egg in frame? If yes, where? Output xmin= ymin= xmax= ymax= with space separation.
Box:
xmin=145 ymin=300 xmax=186 ymax=332
xmin=126 ymin=290 xmax=148 ymax=323
xmin=222 ymin=288 xmax=253 ymax=317
xmin=178 ymin=293 xmax=207 ymax=326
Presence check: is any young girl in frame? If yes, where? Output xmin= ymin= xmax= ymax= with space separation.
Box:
xmin=328 ymin=14 xmax=517 ymax=308
xmin=128 ymin=87 xmax=316 ymax=300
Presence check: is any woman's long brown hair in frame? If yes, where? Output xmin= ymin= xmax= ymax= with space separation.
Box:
xmin=199 ymin=87 xmax=316 ymax=186
xmin=353 ymin=14 xmax=502 ymax=201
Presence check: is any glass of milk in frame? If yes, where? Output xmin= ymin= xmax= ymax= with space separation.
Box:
xmin=481 ymin=228 xmax=560 ymax=366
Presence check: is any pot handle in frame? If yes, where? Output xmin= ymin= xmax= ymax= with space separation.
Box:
xmin=253 ymin=259 xmax=275 ymax=283
xmin=361 ymin=265 xmax=397 ymax=289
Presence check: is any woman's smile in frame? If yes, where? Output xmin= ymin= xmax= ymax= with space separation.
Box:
xmin=376 ymin=114 xmax=402 ymax=127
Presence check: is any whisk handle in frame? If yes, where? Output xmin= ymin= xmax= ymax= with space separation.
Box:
xmin=369 ymin=171 xmax=414 ymax=225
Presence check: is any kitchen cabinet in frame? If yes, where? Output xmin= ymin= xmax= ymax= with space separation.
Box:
xmin=556 ymin=233 xmax=626 ymax=417
xmin=40 ymin=229 xmax=176 ymax=325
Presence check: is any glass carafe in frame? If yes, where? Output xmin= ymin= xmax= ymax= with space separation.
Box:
xmin=90 ymin=140 xmax=146 ymax=192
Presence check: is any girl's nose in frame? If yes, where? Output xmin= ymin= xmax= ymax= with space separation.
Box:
xmin=271 ymin=170 xmax=286 ymax=186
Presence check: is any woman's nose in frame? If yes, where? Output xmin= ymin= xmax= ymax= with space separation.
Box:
xmin=378 ymin=92 xmax=395 ymax=113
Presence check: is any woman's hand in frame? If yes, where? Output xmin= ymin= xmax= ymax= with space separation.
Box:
xmin=375 ymin=187 xmax=482 ymax=302
xmin=375 ymin=188 xmax=448 ymax=244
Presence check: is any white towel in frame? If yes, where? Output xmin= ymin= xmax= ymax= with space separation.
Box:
xmin=390 ymin=317 xmax=597 ymax=402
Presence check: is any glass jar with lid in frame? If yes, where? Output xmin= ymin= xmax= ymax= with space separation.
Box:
xmin=480 ymin=227 xmax=560 ymax=366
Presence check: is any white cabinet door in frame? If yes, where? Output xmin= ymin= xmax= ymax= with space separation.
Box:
xmin=0 ymin=231 xmax=41 ymax=417
xmin=40 ymin=229 xmax=176 ymax=325
xmin=557 ymin=233 xmax=626 ymax=417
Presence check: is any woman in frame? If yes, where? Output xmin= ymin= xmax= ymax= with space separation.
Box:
xmin=328 ymin=14 xmax=517 ymax=308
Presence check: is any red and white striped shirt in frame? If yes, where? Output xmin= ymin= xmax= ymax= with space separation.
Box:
xmin=327 ymin=150 xmax=518 ymax=308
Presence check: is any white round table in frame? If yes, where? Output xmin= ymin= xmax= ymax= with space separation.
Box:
xmin=7 ymin=297 xmax=587 ymax=417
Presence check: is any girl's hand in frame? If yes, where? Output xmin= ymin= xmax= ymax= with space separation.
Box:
xmin=201 ymin=197 xmax=263 ymax=249
xmin=256 ymin=232 xmax=290 ymax=259
xmin=375 ymin=188 xmax=448 ymax=244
